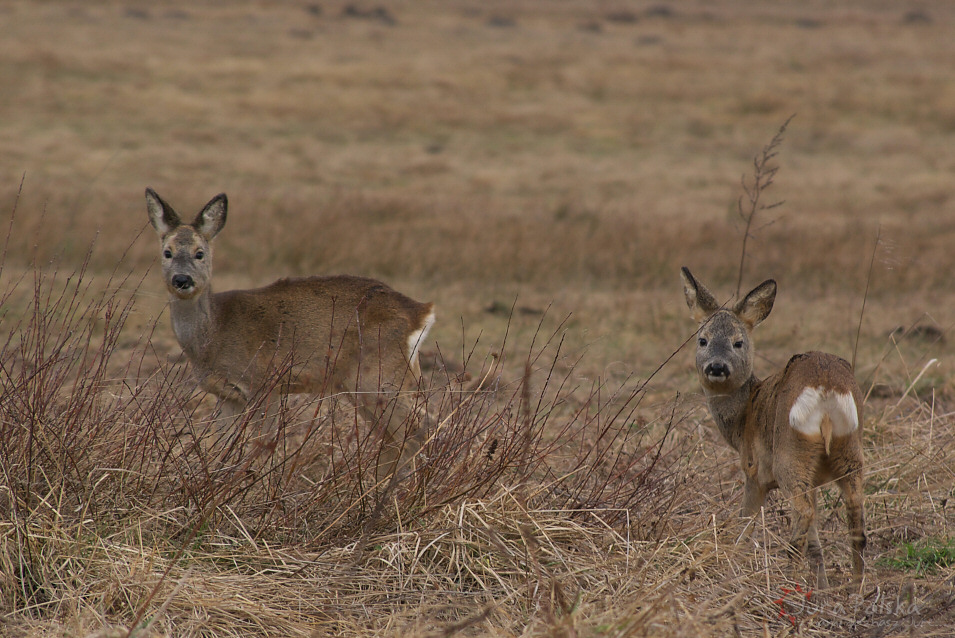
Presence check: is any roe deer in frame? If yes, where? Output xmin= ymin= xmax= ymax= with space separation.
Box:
xmin=680 ymin=267 xmax=865 ymax=588
xmin=146 ymin=188 xmax=435 ymax=480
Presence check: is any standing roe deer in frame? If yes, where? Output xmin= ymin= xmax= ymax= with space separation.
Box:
xmin=680 ymin=267 xmax=865 ymax=588
xmin=146 ymin=188 xmax=435 ymax=480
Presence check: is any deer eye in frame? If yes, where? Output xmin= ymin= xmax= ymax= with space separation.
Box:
xmin=698 ymin=337 xmax=708 ymax=347
xmin=195 ymin=250 xmax=204 ymax=260
xmin=163 ymin=249 xmax=172 ymax=259
xmin=733 ymin=340 xmax=744 ymax=349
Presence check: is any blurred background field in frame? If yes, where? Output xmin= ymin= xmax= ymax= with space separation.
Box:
xmin=1 ymin=1 xmax=954 ymax=636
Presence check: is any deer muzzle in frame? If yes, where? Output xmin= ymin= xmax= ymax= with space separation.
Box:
xmin=171 ymin=274 xmax=194 ymax=291
xmin=703 ymin=361 xmax=731 ymax=381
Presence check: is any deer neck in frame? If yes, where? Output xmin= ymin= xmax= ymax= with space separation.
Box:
xmin=704 ymin=374 xmax=763 ymax=452
xmin=168 ymin=288 xmax=216 ymax=360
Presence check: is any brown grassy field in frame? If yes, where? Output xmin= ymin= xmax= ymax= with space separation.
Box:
xmin=2 ymin=1 xmax=954 ymax=636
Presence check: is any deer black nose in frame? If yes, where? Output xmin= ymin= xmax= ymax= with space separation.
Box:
xmin=704 ymin=362 xmax=730 ymax=378
xmin=171 ymin=275 xmax=194 ymax=290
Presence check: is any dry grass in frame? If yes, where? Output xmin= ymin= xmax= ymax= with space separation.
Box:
xmin=3 ymin=255 xmax=952 ymax=637
xmin=2 ymin=0 xmax=955 ymax=636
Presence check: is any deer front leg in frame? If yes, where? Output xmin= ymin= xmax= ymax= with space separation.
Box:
xmin=735 ymin=474 xmax=769 ymax=543
xmin=198 ymin=373 xmax=250 ymax=427
xmin=740 ymin=474 xmax=769 ymax=518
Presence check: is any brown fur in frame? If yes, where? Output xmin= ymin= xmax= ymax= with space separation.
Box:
xmin=146 ymin=188 xmax=435 ymax=480
xmin=681 ymin=267 xmax=865 ymax=588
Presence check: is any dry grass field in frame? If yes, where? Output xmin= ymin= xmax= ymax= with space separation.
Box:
xmin=2 ymin=1 xmax=955 ymax=636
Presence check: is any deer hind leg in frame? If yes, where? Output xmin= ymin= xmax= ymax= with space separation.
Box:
xmin=341 ymin=352 xmax=430 ymax=484
xmin=806 ymin=509 xmax=829 ymax=590
xmin=783 ymin=480 xmax=829 ymax=589
xmin=363 ymin=380 xmax=430 ymax=484
xmin=838 ymin=471 xmax=866 ymax=581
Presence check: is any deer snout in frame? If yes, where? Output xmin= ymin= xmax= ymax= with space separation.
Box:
xmin=171 ymin=274 xmax=194 ymax=291
xmin=703 ymin=361 xmax=731 ymax=380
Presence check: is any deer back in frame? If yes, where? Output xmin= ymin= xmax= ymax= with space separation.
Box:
xmin=209 ymin=275 xmax=435 ymax=390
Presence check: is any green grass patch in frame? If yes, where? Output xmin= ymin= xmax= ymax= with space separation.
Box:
xmin=879 ymin=537 xmax=955 ymax=576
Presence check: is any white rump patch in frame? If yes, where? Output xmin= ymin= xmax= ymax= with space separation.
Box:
xmin=406 ymin=309 xmax=436 ymax=367
xmin=789 ymin=386 xmax=859 ymax=437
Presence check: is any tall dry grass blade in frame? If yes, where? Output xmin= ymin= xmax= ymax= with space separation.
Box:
xmin=0 ymin=173 xmax=24 ymax=282
xmin=852 ymin=226 xmax=882 ymax=372
xmin=735 ymin=114 xmax=793 ymax=298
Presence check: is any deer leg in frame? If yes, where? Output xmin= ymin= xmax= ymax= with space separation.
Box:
xmin=783 ymin=481 xmax=829 ymax=589
xmin=368 ymin=381 xmax=431 ymax=484
xmin=740 ymin=475 xmax=769 ymax=518
xmin=806 ymin=509 xmax=829 ymax=590
xmin=377 ymin=344 xmax=433 ymax=483
xmin=213 ymin=396 xmax=246 ymax=424
xmin=200 ymin=374 xmax=250 ymax=429
xmin=251 ymin=390 xmax=286 ymax=438
xmin=736 ymin=475 xmax=769 ymax=543
xmin=334 ymin=338 xmax=431 ymax=484
xmin=341 ymin=372 xmax=427 ymax=485
xmin=838 ymin=471 xmax=866 ymax=581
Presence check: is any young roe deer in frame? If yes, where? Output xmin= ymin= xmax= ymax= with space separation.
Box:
xmin=680 ymin=267 xmax=865 ymax=588
xmin=146 ymin=188 xmax=435 ymax=480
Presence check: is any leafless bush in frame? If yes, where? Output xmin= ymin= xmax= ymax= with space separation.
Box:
xmin=0 ymin=199 xmax=690 ymax=634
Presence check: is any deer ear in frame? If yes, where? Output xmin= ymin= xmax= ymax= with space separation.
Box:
xmin=681 ymin=267 xmax=720 ymax=322
xmin=145 ymin=188 xmax=181 ymax=235
xmin=735 ymin=279 xmax=776 ymax=328
xmin=194 ymin=193 xmax=228 ymax=241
